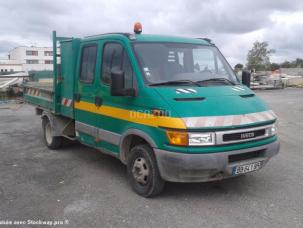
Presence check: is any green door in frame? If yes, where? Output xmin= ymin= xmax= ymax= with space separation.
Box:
xmin=93 ymin=40 xmax=136 ymax=154
xmin=74 ymin=42 xmax=99 ymax=146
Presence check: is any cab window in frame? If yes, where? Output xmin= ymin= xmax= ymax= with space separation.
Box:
xmin=101 ymin=43 xmax=134 ymax=88
xmin=79 ymin=44 xmax=97 ymax=83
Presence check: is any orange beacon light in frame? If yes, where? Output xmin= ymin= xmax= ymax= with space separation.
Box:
xmin=134 ymin=22 xmax=142 ymax=34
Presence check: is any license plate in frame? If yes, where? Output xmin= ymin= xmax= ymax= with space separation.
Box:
xmin=232 ymin=161 xmax=262 ymax=175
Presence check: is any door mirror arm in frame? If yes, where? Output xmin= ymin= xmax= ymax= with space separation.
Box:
xmin=241 ymin=70 xmax=251 ymax=88
xmin=110 ymin=69 xmax=136 ymax=96
xmin=123 ymin=88 xmax=136 ymax=96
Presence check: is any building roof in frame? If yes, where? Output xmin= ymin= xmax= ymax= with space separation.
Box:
xmin=9 ymin=46 xmax=53 ymax=52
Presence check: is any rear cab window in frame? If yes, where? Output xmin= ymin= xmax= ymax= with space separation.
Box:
xmin=79 ymin=44 xmax=98 ymax=83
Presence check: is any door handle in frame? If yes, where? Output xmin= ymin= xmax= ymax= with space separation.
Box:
xmin=74 ymin=93 xmax=81 ymax=102
xmin=95 ymin=96 xmax=103 ymax=107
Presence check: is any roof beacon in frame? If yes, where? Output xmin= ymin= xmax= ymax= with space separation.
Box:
xmin=134 ymin=22 xmax=142 ymax=34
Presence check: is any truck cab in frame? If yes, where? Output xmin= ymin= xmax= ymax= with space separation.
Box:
xmin=24 ymin=24 xmax=279 ymax=197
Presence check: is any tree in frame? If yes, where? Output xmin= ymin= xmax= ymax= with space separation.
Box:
xmin=270 ymin=63 xmax=280 ymax=71
xmin=280 ymin=58 xmax=303 ymax=68
xmin=234 ymin=63 xmax=243 ymax=70
xmin=234 ymin=63 xmax=243 ymax=73
xmin=280 ymin=61 xmax=291 ymax=68
xmin=295 ymin=58 xmax=303 ymax=67
xmin=246 ymin=41 xmax=275 ymax=71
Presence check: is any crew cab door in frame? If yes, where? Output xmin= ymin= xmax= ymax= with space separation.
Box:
xmin=74 ymin=42 xmax=100 ymax=146
xmin=93 ymin=41 xmax=136 ymax=152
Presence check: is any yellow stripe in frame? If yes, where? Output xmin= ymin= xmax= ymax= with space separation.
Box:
xmin=74 ymin=101 xmax=186 ymax=129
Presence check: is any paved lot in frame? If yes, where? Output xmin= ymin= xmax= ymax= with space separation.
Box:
xmin=0 ymin=88 xmax=303 ymax=228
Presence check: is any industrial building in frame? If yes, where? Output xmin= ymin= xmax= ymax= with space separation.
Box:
xmin=0 ymin=59 xmax=22 ymax=73
xmin=0 ymin=46 xmax=54 ymax=73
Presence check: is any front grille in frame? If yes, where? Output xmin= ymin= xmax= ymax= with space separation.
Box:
xmin=228 ymin=150 xmax=264 ymax=163
xmin=223 ymin=129 xmax=266 ymax=142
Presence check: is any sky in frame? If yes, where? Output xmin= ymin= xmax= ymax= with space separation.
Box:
xmin=0 ymin=0 xmax=303 ymax=67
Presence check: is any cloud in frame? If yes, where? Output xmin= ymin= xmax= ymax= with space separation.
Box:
xmin=0 ymin=0 xmax=303 ymax=66
xmin=0 ymin=1 xmax=67 ymax=36
xmin=0 ymin=40 xmax=21 ymax=54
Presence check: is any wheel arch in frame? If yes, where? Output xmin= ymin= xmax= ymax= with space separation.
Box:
xmin=41 ymin=111 xmax=54 ymax=128
xmin=41 ymin=111 xmax=74 ymax=137
xmin=119 ymin=129 xmax=157 ymax=164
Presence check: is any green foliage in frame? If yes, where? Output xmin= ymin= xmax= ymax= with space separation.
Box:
xmin=295 ymin=58 xmax=303 ymax=67
xmin=280 ymin=58 xmax=303 ymax=68
xmin=269 ymin=63 xmax=280 ymax=71
xmin=272 ymin=58 xmax=303 ymax=69
xmin=246 ymin=41 xmax=303 ymax=70
xmin=246 ymin=41 xmax=275 ymax=71
xmin=280 ymin=61 xmax=291 ymax=68
xmin=234 ymin=63 xmax=243 ymax=73
xmin=234 ymin=63 xmax=243 ymax=69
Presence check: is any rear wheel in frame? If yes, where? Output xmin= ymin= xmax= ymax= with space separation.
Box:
xmin=42 ymin=118 xmax=63 ymax=149
xmin=127 ymin=144 xmax=165 ymax=197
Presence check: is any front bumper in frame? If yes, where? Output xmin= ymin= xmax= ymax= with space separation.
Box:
xmin=154 ymin=140 xmax=280 ymax=182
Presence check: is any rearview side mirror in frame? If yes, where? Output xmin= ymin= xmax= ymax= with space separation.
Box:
xmin=241 ymin=71 xmax=251 ymax=88
xmin=110 ymin=69 xmax=136 ymax=96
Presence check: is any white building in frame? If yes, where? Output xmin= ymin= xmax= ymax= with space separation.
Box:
xmin=8 ymin=46 xmax=54 ymax=72
xmin=0 ymin=59 xmax=22 ymax=73
xmin=0 ymin=46 xmax=55 ymax=73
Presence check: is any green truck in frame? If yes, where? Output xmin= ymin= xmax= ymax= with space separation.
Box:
xmin=24 ymin=24 xmax=279 ymax=197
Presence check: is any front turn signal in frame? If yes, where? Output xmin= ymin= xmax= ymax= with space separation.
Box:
xmin=166 ymin=130 xmax=188 ymax=146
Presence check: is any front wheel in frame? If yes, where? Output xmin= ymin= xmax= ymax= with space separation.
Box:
xmin=127 ymin=144 xmax=165 ymax=197
xmin=42 ymin=118 xmax=63 ymax=150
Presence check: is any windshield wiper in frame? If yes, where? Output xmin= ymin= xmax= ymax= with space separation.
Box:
xmin=197 ymin=78 xmax=236 ymax=85
xmin=149 ymin=80 xmax=201 ymax=87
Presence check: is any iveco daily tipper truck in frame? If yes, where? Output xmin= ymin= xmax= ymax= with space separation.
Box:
xmin=24 ymin=23 xmax=280 ymax=197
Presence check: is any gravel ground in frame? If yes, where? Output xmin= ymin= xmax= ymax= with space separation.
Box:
xmin=0 ymin=88 xmax=302 ymax=228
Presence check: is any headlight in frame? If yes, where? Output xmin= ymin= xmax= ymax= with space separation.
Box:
xmin=268 ymin=124 xmax=277 ymax=136
xmin=188 ymin=133 xmax=215 ymax=146
xmin=166 ymin=131 xmax=216 ymax=146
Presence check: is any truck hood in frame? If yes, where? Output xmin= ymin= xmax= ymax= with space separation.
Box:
xmin=154 ymin=85 xmax=273 ymax=125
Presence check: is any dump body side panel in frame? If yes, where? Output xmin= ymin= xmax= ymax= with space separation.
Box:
xmin=23 ymin=37 xmax=80 ymax=117
xmin=23 ymin=81 xmax=54 ymax=110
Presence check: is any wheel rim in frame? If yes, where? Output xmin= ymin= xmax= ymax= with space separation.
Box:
xmin=45 ymin=122 xmax=53 ymax=145
xmin=132 ymin=157 xmax=150 ymax=185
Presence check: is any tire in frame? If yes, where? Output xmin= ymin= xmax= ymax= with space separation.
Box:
xmin=42 ymin=118 xmax=63 ymax=150
xmin=127 ymin=144 xmax=165 ymax=197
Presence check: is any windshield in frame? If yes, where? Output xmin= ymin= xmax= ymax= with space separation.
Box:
xmin=133 ymin=42 xmax=239 ymax=86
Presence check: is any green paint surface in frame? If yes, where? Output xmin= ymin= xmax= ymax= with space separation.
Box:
xmin=24 ymin=33 xmax=277 ymax=156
